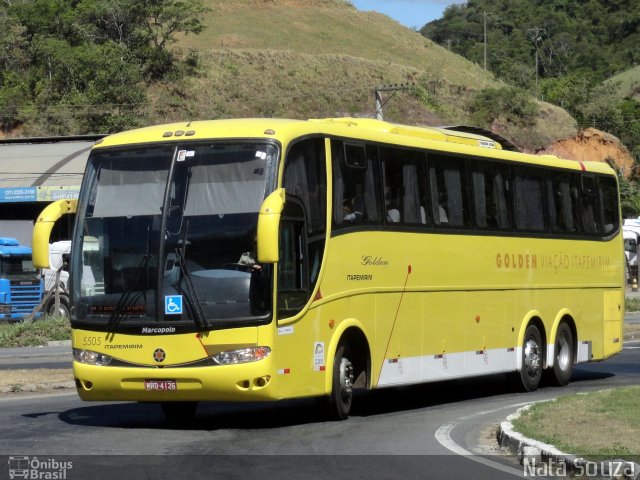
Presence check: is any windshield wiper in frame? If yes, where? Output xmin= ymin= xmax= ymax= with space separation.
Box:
xmin=173 ymin=240 xmax=210 ymax=331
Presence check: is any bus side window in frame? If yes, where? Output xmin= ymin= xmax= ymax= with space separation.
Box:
xmin=600 ymin=176 xmax=619 ymax=235
xmin=548 ymin=173 xmax=580 ymax=234
xmin=581 ymin=176 xmax=600 ymax=234
xmin=472 ymin=162 xmax=511 ymax=230
xmin=428 ymin=155 xmax=469 ymax=227
xmin=513 ymin=168 xmax=546 ymax=232
xmin=380 ymin=147 xmax=428 ymax=226
xmin=281 ymin=137 xmax=328 ymax=317
xmin=277 ymin=198 xmax=307 ymax=317
xmin=332 ymin=140 xmax=381 ymax=227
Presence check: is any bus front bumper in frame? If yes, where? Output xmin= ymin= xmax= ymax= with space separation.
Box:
xmin=73 ymin=360 xmax=278 ymax=402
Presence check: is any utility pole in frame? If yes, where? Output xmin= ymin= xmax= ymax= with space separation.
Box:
xmin=483 ymin=11 xmax=488 ymax=71
xmin=527 ymin=27 xmax=546 ymax=88
xmin=373 ymin=84 xmax=415 ymax=120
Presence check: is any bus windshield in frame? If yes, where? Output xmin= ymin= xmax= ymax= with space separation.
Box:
xmin=72 ymin=141 xmax=278 ymax=331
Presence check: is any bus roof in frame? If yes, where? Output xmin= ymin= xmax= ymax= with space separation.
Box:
xmin=94 ymin=117 xmax=615 ymax=176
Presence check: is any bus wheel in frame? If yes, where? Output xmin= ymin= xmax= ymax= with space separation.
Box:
xmin=160 ymin=401 xmax=198 ymax=423
xmin=517 ymin=324 xmax=543 ymax=392
xmin=548 ymin=323 xmax=574 ymax=386
xmin=328 ymin=344 xmax=354 ymax=420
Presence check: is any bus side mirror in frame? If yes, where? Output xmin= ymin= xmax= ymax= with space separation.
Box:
xmin=257 ymin=188 xmax=285 ymax=263
xmin=32 ymin=199 xmax=77 ymax=268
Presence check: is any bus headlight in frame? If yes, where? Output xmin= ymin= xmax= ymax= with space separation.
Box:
xmin=73 ymin=349 xmax=113 ymax=366
xmin=212 ymin=347 xmax=271 ymax=365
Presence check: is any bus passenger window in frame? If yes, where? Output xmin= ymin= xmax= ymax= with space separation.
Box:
xmin=472 ymin=163 xmax=511 ymax=230
xmin=428 ymin=155 xmax=469 ymax=227
xmin=581 ymin=176 xmax=600 ymax=234
xmin=514 ymin=169 xmax=546 ymax=232
xmin=332 ymin=140 xmax=381 ymax=227
xmin=548 ymin=173 xmax=580 ymax=234
xmin=600 ymin=177 xmax=619 ymax=234
xmin=380 ymin=147 xmax=428 ymax=225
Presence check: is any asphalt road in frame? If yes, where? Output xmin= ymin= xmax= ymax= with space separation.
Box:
xmin=0 ymin=340 xmax=639 ymax=480
xmin=0 ymin=344 xmax=71 ymax=370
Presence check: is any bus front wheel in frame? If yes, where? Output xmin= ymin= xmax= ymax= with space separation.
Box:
xmin=328 ymin=344 xmax=354 ymax=420
xmin=516 ymin=324 xmax=543 ymax=392
xmin=547 ymin=322 xmax=574 ymax=386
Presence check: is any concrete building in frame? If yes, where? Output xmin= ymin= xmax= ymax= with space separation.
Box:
xmin=0 ymin=136 xmax=103 ymax=243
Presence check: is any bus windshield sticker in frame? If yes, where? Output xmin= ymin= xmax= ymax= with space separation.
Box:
xmin=313 ymin=342 xmax=325 ymax=371
xmin=255 ymin=150 xmax=267 ymax=160
xmin=164 ymin=295 xmax=183 ymax=315
xmin=176 ymin=150 xmax=196 ymax=162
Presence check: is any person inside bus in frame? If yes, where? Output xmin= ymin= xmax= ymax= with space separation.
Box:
xmin=385 ymin=189 xmax=400 ymax=223
xmin=436 ymin=192 xmax=449 ymax=224
xmin=238 ymin=231 xmax=262 ymax=271
xmin=343 ymin=196 xmax=364 ymax=223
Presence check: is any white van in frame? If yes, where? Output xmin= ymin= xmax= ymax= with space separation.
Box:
xmin=43 ymin=240 xmax=71 ymax=316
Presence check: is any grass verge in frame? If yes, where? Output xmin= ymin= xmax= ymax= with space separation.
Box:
xmin=0 ymin=316 xmax=71 ymax=348
xmin=512 ymin=387 xmax=640 ymax=461
xmin=626 ymin=296 xmax=640 ymax=312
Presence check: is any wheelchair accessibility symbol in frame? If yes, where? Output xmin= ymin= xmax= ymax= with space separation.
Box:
xmin=165 ymin=295 xmax=183 ymax=315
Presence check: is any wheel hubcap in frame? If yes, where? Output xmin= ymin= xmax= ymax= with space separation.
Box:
xmin=524 ymin=338 xmax=541 ymax=378
xmin=339 ymin=357 xmax=354 ymax=402
xmin=556 ymin=335 xmax=570 ymax=371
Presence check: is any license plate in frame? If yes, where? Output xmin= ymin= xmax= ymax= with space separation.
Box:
xmin=144 ymin=380 xmax=177 ymax=391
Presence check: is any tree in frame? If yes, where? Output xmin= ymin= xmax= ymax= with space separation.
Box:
xmin=71 ymin=0 xmax=209 ymax=79
xmin=0 ymin=7 xmax=30 ymax=131
xmin=0 ymin=0 xmax=209 ymax=134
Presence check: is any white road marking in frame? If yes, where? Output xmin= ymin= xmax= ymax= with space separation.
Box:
xmin=435 ymin=402 xmax=535 ymax=477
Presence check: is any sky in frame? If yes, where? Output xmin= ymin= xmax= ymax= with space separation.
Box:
xmin=349 ymin=0 xmax=463 ymax=29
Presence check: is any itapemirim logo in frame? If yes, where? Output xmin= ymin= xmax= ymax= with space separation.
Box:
xmin=8 ymin=456 xmax=72 ymax=479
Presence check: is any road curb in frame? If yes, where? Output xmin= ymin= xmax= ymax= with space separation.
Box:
xmin=498 ymin=403 xmax=640 ymax=479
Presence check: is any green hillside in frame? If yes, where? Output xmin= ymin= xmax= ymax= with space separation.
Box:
xmin=419 ymin=0 xmax=640 ymax=157
xmin=1 ymin=0 xmax=578 ymax=150
xmin=607 ymin=66 xmax=640 ymax=101
xmin=146 ymin=0 xmax=576 ymax=149
xmin=178 ymin=0 xmax=489 ymax=86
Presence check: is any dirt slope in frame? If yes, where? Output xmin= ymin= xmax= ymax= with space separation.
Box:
xmin=535 ymin=128 xmax=635 ymax=178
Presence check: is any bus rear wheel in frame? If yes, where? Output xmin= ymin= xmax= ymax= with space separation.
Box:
xmin=328 ymin=344 xmax=354 ymax=420
xmin=160 ymin=401 xmax=198 ymax=423
xmin=547 ymin=322 xmax=574 ymax=386
xmin=516 ymin=324 xmax=543 ymax=392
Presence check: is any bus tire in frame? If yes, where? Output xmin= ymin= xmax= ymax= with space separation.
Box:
xmin=160 ymin=401 xmax=198 ymax=423
xmin=548 ymin=322 xmax=574 ymax=386
xmin=328 ymin=344 xmax=354 ymax=420
xmin=516 ymin=324 xmax=544 ymax=392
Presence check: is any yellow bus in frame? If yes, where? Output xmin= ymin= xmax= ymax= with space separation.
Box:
xmin=33 ymin=118 xmax=624 ymax=421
